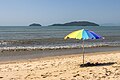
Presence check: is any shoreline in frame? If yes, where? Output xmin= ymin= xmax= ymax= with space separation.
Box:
xmin=0 ymin=46 xmax=120 ymax=62
xmin=0 ymin=50 xmax=120 ymax=64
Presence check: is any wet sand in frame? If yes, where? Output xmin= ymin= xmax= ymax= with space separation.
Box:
xmin=0 ymin=50 xmax=120 ymax=80
xmin=0 ymin=46 xmax=120 ymax=61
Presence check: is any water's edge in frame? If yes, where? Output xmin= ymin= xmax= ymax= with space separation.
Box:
xmin=0 ymin=46 xmax=120 ymax=62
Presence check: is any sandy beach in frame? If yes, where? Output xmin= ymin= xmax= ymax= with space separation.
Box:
xmin=0 ymin=51 xmax=120 ymax=80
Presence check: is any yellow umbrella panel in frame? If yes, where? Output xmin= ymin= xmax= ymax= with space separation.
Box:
xmin=64 ymin=29 xmax=83 ymax=40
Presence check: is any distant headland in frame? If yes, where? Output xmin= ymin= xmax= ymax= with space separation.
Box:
xmin=29 ymin=21 xmax=99 ymax=26
xmin=49 ymin=21 xmax=99 ymax=26
xmin=29 ymin=23 xmax=41 ymax=26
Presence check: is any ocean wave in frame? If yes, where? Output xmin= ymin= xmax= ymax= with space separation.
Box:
xmin=0 ymin=39 xmax=120 ymax=51
xmin=0 ymin=43 xmax=109 ymax=51
xmin=105 ymin=41 xmax=120 ymax=47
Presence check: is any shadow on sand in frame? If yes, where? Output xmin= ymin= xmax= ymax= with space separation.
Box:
xmin=80 ymin=62 xmax=116 ymax=67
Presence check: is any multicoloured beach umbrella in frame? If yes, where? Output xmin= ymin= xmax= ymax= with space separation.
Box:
xmin=64 ymin=29 xmax=103 ymax=65
xmin=64 ymin=29 xmax=102 ymax=40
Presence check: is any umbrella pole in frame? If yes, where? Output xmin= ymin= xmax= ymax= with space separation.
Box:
xmin=82 ymin=40 xmax=85 ymax=65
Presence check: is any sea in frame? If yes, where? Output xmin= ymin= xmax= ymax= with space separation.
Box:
xmin=0 ymin=26 xmax=120 ymax=51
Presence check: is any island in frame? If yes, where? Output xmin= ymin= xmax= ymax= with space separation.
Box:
xmin=29 ymin=23 xmax=42 ymax=26
xmin=49 ymin=21 xmax=99 ymax=26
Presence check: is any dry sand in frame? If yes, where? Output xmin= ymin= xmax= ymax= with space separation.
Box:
xmin=0 ymin=51 xmax=120 ymax=80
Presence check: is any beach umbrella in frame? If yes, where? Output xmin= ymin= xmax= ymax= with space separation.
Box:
xmin=64 ymin=29 xmax=103 ymax=65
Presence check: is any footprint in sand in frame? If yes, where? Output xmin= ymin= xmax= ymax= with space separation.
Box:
xmin=72 ymin=71 xmax=79 ymax=74
xmin=41 ymin=72 xmax=52 ymax=78
xmin=42 ymin=63 xmax=47 ymax=66
xmin=0 ymin=77 xmax=3 ymax=79
xmin=25 ymin=73 xmax=40 ymax=79
xmin=73 ymin=74 xmax=80 ymax=77
xmin=60 ymin=77 xmax=66 ymax=80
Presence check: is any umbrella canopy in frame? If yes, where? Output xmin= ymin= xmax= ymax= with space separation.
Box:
xmin=64 ymin=29 xmax=103 ymax=40
xmin=64 ymin=29 xmax=103 ymax=66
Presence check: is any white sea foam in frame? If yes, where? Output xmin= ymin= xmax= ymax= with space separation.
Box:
xmin=0 ymin=42 xmax=110 ymax=51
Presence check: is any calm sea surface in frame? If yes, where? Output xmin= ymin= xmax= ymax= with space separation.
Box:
xmin=0 ymin=26 xmax=120 ymax=40
xmin=0 ymin=26 xmax=120 ymax=51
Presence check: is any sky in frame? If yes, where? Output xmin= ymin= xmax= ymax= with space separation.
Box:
xmin=0 ymin=0 xmax=120 ymax=26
